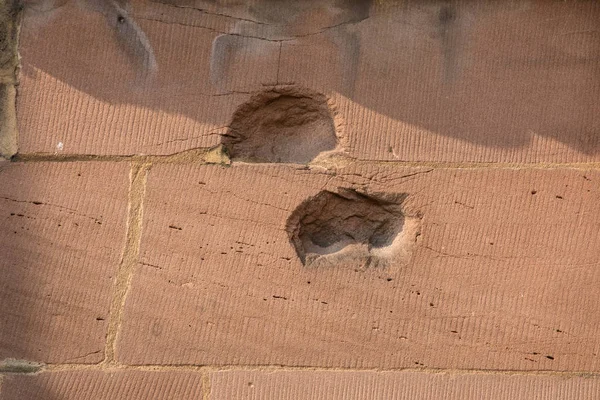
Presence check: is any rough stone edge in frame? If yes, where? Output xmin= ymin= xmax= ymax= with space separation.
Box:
xmin=0 ymin=84 xmax=18 ymax=159
xmin=0 ymin=0 xmax=22 ymax=159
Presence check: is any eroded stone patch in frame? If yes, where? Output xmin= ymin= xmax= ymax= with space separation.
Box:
xmin=222 ymin=87 xmax=338 ymax=164
xmin=286 ymin=188 xmax=420 ymax=268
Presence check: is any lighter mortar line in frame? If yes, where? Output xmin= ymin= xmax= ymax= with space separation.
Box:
xmin=202 ymin=372 xmax=212 ymax=400
xmin=103 ymin=162 xmax=150 ymax=366
xmin=37 ymin=363 xmax=600 ymax=379
xmin=9 ymin=152 xmax=600 ymax=170
xmin=10 ymin=146 xmax=229 ymax=165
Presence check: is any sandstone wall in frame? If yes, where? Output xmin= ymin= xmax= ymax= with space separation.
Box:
xmin=1 ymin=1 xmax=600 ymax=398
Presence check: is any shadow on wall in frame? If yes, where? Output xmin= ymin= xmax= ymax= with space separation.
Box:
xmin=19 ymin=0 xmax=600 ymax=153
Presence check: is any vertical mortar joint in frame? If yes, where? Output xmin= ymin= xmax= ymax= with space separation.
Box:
xmin=103 ymin=161 xmax=151 ymax=366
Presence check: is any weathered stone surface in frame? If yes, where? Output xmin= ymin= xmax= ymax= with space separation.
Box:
xmin=0 ymin=162 xmax=129 ymax=363
xmin=279 ymin=1 xmax=600 ymax=163
xmin=0 ymin=370 xmax=204 ymax=399
xmin=17 ymin=1 xmax=600 ymax=161
xmin=118 ymin=163 xmax=600 ymax=370
xmin=17 ymin=0 xmax=273 ymax=155
xmin=8 ymin=0 xmax=600 ymax=396
xmin=0 ymin=0 xmax=20 ymax=83
xmin=211 ymin=370 xmax=600 ymax=400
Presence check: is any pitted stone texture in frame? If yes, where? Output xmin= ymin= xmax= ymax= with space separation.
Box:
xmin=0 ymin=162 xmax=129 ymax=363
xmin=118 ymin=164 xmax=600 ymax=370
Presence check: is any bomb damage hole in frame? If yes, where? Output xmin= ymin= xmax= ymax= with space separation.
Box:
xmin=222 ymin=88 xmax=338 ymax=164
xmin=286 ymin=189 xmax=418 ymax=268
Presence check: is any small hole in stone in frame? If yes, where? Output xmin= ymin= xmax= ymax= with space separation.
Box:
xmin=439 ymin=5 xmax=455 ymax=24
xmin=117 ymin=15 xmax=125 ymax=24
xmin=531 ymin=190 xmax=537 ymax=195
xmin=222 ymin=87 xmax=338 ymax=164
xmin=286 ymin=188 xmax=420 ymax=268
